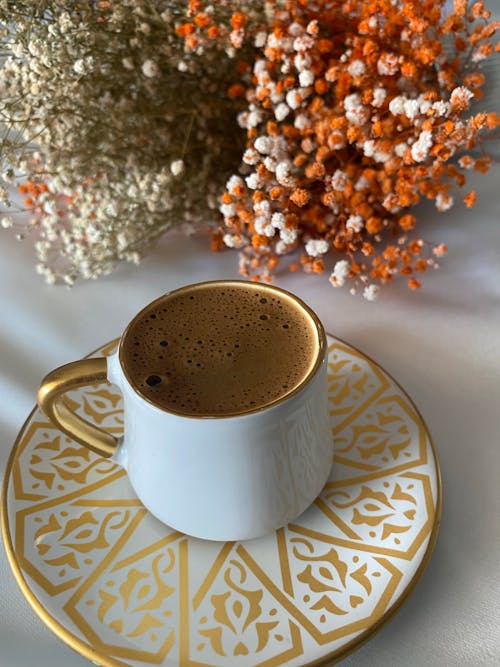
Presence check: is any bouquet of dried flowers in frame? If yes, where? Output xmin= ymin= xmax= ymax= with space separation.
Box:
xmin=1 ymin=1 xmax=499 ymax=296
xmin=0 ymin=0 xmax=250 ymax=284
xmin=191 ymin=0 xmax=499 ymax=297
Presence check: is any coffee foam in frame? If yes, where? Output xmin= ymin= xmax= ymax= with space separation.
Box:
xmin=120 ymin=283 xmax=319 ymax=416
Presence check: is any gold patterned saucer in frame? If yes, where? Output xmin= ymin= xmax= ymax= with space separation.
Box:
xmin=1 ymin=335 xmax=441 ymax=667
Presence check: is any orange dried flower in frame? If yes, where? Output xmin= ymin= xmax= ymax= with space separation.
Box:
xmin=486 ymin=112 xmax=500 ymax=129
xmin=185 ymin=35 xmax=198 ymax=50
xmin=409 ymin=241 xmax=423 ymax=255
xmin=463 ymin=191 xmax=477 ymax=208
xmin=210 ymin=233 xmax=224 ymax=252
xmin=399 ymin=215 xmax=416 ymax=231
xmin=175 ymin=22 xmax=196 ymax=37
xmin=194 ymin=13 xmax=211 ymax=28
xmin=290 ymin=188 xmax=311 ymax=207
xmin=414 ymin=259 xmax=428 ymax=273
xmin=366 ymin=218 xmax=383 ymax=234
xmin=228 ymin=83 xmax=245 ymax=97
xmin=207 ymin=25 xmax=220 ymax=39
xmin=230 ymin=12 xmax=246 ymax=30
xmin=189 ymin=0 xmax=202 ymax=12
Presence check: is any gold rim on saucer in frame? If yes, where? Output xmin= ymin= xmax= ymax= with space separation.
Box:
xmin=1 ymin=335 xmax=441 ymax=667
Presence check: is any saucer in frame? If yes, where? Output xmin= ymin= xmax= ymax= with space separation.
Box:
xmin=1 ymin=335 xmax=441 ymax=667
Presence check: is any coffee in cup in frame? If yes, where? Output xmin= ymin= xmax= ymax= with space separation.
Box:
xmin=120 ymin=282 xmax=320 ymax=416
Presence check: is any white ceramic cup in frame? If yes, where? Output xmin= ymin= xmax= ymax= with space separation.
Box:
xmin=37 ymin=281 xmax=332 ymax=541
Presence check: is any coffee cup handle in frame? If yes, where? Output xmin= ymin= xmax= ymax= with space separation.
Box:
xmin=37 ymin=357 xmax=118 ymax=458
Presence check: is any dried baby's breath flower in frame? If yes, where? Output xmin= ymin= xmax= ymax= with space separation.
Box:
xmin=206 ymin=0 xmax=499 ymax=296
xmin=0 ymin=0 xmax=249 ymax=283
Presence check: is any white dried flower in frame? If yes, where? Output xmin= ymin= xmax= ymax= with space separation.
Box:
xmin=223 ymin=233 xmax=243 ymax=248
xmin=294 ymin=53 xmax=311 ymax=72
xmin=294 ymin=113 xmax=310 ymax=130
xmin=436 ymin=193 xmax=454 ymax=212
xmin=271 ymin=212 xmax=286 ymax=229
xmin=299 ymin=70 xmax=314 ymax=86
xmin=254 ymin=31 xmax=267 ymax=48
xmin=73 ymin=59 xmax=86 ymax=75
xmin=141 ymin=59 xmax=159 ymax=78
xmin=293 ymin=35 xmax=314 ymax=52
xmin=330 ymin=260 xmax=350 ymax=287
xmin=372 ymin=87 xmax=387 ymax=107
xmin=226 ymin=175 xmax=245 ymax=195
xmin=355 ymin=175 xmax=369 ymax=191
xmin=274 ymin=102 xmax=290 ymax=121
xmin=344 ymin=93 xmax=369 ymax=125
xmin=331 ymin=169 xmax=348 ymax=191
xmin=389 ymin=95 xmax=405 ymax=115
xmin=450 ymin=86 xmax=474 ymax=111
xmin=276 ymin=161 xmax=292 ymax=182
xmin=432 ymin=101 xmax=450 ymax=117
xmin=264 ymin=156 xmax=277 ymax=172
xmin=363 ymin=140 xmax=375 ymax=157
xmin=12 ymin=43 xmax=24 ymax=58
xmin=254 ymin=199 xmax=270 ymax=216
xmin=286 ymin=89 xmax=302 ymax=110
xmin=305 ymin=239 xmax=329 ymax=257
xmin=254 ymin=217 xmax=275 ymax=237
xmin=254 ymin=136 xmax=273 ymax=154
xmin=472 ymin=47 xmax=488 ymax=63
xmin=45 ymin=269 xmax=56 ymax=285
xmin=247 ymin=109 xmax=263 ymax=128
xmin=363 ymin=284 xmax=379 ymax=301
xmin=344 ymin=93 xmax=361 ymax=111
xmin=347 ymin=60 xmax=366 ymax=77
xmin=419 ymin=98 xmax=432 ymax=114
xmin=170 ymin=160 xmax=184 ymax=176
xmin=395 ymin=143 xmax=408 ymax=157
xmin=346 ymin=215 xmax=364 ymax=232
xmin=403 ymin=99 xmax=420 ymax=120
xmin=377 ymin=52 xmax=399 ymax=76
xmin=280 ymin=227 xmax=298 ymax=244
xmin=411 ymin=130 xmax=433 ymax=162
xmin=242 ymin=148 xmax=260 ymax=165
xmin=275 ymin=240 xmax=290 ymax=254
xmin=245 ymin=172 xmax=261 ymax=189
xmin=306 ymin=20 xmax=318 ymax=35
xmin=220 ymin=203 xmax=236 ymax=217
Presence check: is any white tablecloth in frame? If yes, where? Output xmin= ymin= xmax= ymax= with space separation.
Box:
xmin=1 ymin=162 xmax=499 ymax=666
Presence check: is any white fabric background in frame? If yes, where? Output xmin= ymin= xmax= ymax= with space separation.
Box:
xmin=1 ymin=165 xmax=499 ymax=666
xmin=1 ymin=3 xmax=500 ymax=661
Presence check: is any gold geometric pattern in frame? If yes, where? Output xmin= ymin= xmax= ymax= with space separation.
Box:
xmin=1 ymin=336 xmax=441 ymax=667
xmin=333 ymin=393 xmax=428 ymax=478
